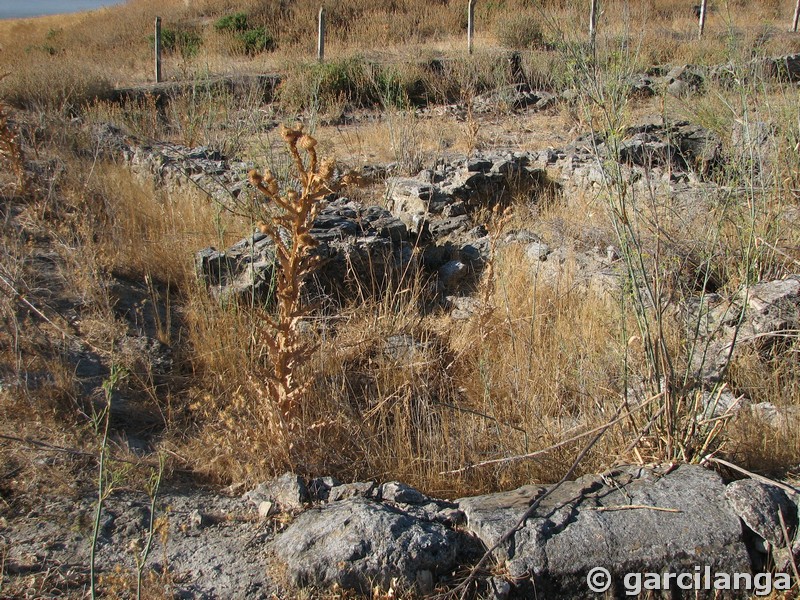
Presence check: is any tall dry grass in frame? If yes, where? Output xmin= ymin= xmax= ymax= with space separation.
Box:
xmin=2 ymin=0 xmax=800 ymax=506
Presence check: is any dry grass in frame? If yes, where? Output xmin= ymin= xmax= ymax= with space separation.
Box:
xmin=2 ymin=0 xmax=800 ymax=108
xmin=0 ymin=0 xmax=799 ymax=508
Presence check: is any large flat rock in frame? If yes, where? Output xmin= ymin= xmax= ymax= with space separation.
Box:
xmin=458 ymin=465 xmax=751 ymax=598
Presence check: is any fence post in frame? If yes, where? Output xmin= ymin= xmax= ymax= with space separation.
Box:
xmin=589 ymin=0 xmax=598 ymax=51
xmin=154 ymin=16 xmax=162 ymax=83
xmin=793 ymin=0 xmax=800 ymax=32
xmin=698 ymin=0 xmax=707 ymax=39
xmin=317 ymin=7 xmax=325 ymax=62
xmin=467 ymin=0 xmax=475 ymax=55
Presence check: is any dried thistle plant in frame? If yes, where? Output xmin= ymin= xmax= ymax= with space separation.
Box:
xmin=247 ymin=125 xmax=334 ymax=433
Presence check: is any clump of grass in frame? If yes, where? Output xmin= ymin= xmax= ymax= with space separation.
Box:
xmin=156 ymin=26 xmax=203 ymax=59
xmin=0 ymin=53 xmax=112 ymax=110
xmin=279 ymin=57 xmax=373 ymax=114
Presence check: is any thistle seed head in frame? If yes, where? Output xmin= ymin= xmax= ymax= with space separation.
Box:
xmin=318 ymin=158 xmax=335 ymax=180
xmin=248 ymin=169 xmax=263 ymax=185
xmin=298 ymin=134 xmax=317 ymax=150
xmin=280 ymin=124 xmax=303 ymax=145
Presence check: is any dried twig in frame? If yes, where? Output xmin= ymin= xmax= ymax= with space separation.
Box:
xmin=702 ymin=455 xmax=800 ymax=496
xmin=778 ymin=509 xmax=800 ymax=584
xmin=586 ymin=504 xmax=681 ymax=513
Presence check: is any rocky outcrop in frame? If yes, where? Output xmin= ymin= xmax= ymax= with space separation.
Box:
xmin=6 ymin=466 xmax=798 ymax=598
xmin=193 ymin=118 xmax=727 ymax=305
xmin=686 ymin=275 xmax=800 ymax=383
xmin=196 ymin=198 xmax=414 ymax=303
xmin=125 ymin=141 xmax=259 ymax=211
xmin=262 ymin=465 xmax=799 ymax=598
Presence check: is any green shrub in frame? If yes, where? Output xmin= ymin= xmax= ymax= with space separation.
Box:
xmin=152 ymin=27 xmax=203 ymax=58
xmin=238 ymin=27 xmax=275 ymax=55
xmin=215 ymin=12 xmax=275 ymax=55
xmin=215 ymin=12 xmax=249 ymax=33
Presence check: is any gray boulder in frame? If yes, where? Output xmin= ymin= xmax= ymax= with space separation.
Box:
xmin=458 ymin=465 xmax=751 ymax=598
xmin=269 ymin=497 xmax=461 ymax=594
xmin=726 ymin=479 xmax=798 ymax=552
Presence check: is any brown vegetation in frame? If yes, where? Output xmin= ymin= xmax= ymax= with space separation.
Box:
xmin=1 ymin=2 xmax=800 ymax=595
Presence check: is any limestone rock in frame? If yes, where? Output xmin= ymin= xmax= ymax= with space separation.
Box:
xmin=379 ymin=481 xmax=429 ymax=505
xmin=328 ymin=481 xmax=377 ymax=502
xmin=308 ymin=476 xmax=342 ymax=502
xmin=245 ymin=473 xmax=308 ymax=512
xmin=269 ymin=497 xmax=461 ymax=594
xmin=458 ymin=465 xmax=751 ymax=598
xmin=196 ymin=199 xmax=414 ymax=304
xmin=725 ymin=479 xmax=798 ymax=550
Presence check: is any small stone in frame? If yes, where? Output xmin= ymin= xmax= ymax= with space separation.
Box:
xmin=244 ymin=472 xmax=309 ymax=511
xmin=725 ymin=479 xmax=798 ymax=549
xmin=309 ymin=476 xmax=341 ymax=502
xmin=447 ymin=295 xmax=482 ymax=320
xmin=438 ymin=260 xmax=467 ymax=291
xmin=435 ymin=507 xmax=466 ymax=526
xmin=416 ymin=569 xmax=434 ymax=595
xmin=328 ymin=481 xmax=376 ymax=502
xmin=380 ymin=481 xmax=428 ymax=505
xmin=442 ymin=201 xmax=467 ymax=217
xmin=525 ymin=242 xmax=550 ymax=261
xmin=488 ymin=576 xmax=512 ymax=600
xmin=188 ymin=509 xmax=207 ymax=529
xmin=222 ymin=482 xmax=246 ymax=496
xmin=258 ymin=501 xmax=276 ymax=519
xmin=466 ymin=157 xmax=494 ymax=173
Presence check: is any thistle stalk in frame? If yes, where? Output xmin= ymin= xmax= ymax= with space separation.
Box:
xmin=248 ymin=125 xmax=334 ymax=428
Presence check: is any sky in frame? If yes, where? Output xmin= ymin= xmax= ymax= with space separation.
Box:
xmin=0 ymin=0 xmax=126 ymax=20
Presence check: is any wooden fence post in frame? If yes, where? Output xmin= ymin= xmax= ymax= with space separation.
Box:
xmin=589 ymin=0 xmax=598 ymax=50
xmin=317 ymin=7 xmax=325 ymax=62
xmin=698 ymin=0 xmax=707 ymax=39
xmin=467 ymin=0 xmax=475 ymax=55
xmin=793 ymin=0 xmax=800 ymax=33
xmin=154 ymin=16 xmax=162 ymax=83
